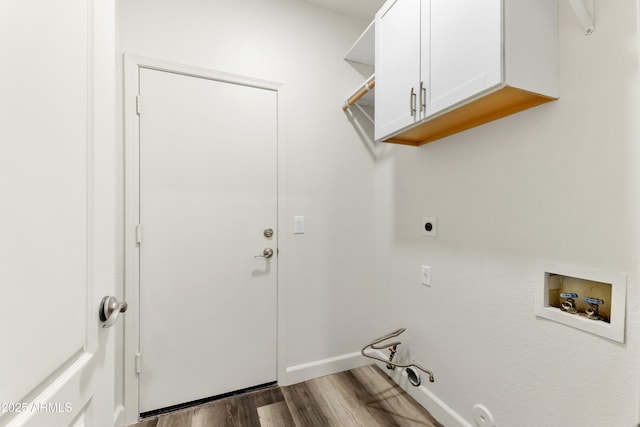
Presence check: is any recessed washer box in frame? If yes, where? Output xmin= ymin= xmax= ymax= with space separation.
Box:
xmin=535 ymin=261 xmax=626 ymax=343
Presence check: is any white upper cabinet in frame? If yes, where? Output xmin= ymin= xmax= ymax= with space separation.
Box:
xmin=428 ymin=0 xmax=502 ymax=116
xmin=374 ymin=0 xmax=424 ymax=140
xmin=375 ymin=0 xmax=558 ymax=146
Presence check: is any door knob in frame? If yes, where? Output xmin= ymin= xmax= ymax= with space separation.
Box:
xmin=99 ymin=296 xmax=128 ymax=328
xmin=255 ymin=248 xmax=274 ymax=259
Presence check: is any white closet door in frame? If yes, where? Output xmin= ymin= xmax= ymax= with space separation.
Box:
xmin=0 ymin=0 xmax=116 ymax=425
xmin=137 ymin=67 xmax=278 ymax=414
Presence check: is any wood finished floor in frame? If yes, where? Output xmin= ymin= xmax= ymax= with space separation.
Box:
xmin=132 ymin=365 xmax=442 ymax=427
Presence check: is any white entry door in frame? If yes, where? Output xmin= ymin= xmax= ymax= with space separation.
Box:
xmin=0 ymin=0 xmax=116 ymax=426
xmin=133 ymin=66 xmax=278 ymax=414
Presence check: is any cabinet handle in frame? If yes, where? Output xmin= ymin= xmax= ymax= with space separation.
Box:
xmin=410 ymin=87 xmax=416 ymax=117
xmin=420 ymin=81 xmax=426 ymax=113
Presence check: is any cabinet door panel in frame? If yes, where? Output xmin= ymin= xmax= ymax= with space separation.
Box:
xmin=375 ymin=0 xmax=422 ymax=140
xmin=428 ymin=0 xmax=502 ymax=116
xmin=419 ymin=0 xmax=430 ymax=118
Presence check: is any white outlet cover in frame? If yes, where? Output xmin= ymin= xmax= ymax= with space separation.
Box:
xmin=294 ymin=216 xmax=305 ymax=234
xmin=422 ymin=217 xmax=437 ymax=236
xmin=421 ymin=265 xmax=431 ymax=286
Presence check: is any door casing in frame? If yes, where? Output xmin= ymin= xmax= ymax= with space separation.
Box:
xmin=122 ymin=54 xmax=287 ymax=424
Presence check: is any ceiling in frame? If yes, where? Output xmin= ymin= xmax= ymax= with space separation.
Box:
xmin=298 ymin=0 xmax=385 ymax=21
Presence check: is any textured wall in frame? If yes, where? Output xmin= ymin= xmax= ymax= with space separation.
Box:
xmin=119 ymin=0 xmax=640 ymax=425
xmin=372 ymin=1 xmax=640 ymax=425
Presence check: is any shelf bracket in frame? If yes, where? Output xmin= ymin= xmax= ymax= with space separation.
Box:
xmin=568 ymin=0 xmax=595 ymax=35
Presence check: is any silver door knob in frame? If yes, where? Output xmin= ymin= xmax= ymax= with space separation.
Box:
xmin=255 ymin=248 xmax=274 ymax=259
xmin=99 ymin=296 xmax=128 ymax=328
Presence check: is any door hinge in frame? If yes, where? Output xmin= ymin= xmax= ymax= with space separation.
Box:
xmin=135 ymin=353 xmax=141 ymax=374
xmin=136 ymin=94 xmax=142 ymax=115
xmin=136 ymin=224 xmax=142 ymax=244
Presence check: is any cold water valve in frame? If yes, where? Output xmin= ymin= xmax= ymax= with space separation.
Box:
xmin=584 ymin=297 xmax=604 ymax=320
xmin=560 ymin=292 xmax=579 ymax=313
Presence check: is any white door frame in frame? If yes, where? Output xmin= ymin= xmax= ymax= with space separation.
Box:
xmin=122 ymin=54 xmax=287 ymax=424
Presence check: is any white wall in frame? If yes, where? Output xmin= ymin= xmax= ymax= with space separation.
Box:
xmin=373 ymin=1 xmax=640 ymax=426
xmin=119 ymin=0 xmax=640 ymax=426
xmin=117 ymin=0 xmax=377 ymax=384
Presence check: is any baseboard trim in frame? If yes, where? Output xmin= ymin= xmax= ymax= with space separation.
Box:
xmin=371 ymin=350 xmax=473 ymax=427
xmin=284 ymin=351 xmax=367 ymax=385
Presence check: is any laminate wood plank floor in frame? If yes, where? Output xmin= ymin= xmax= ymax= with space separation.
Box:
xmin=131 ymin=365 xmax=442 ymax=427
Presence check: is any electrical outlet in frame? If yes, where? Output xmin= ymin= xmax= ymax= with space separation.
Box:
xmin=421 ymin=265 xmax=431 ymax=286
xmin=422 ymin=217 xmax=437 ymax=237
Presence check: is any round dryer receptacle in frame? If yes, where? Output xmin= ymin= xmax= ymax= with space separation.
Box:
xmin=473 ymin=404 xmax=496 ymax=427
